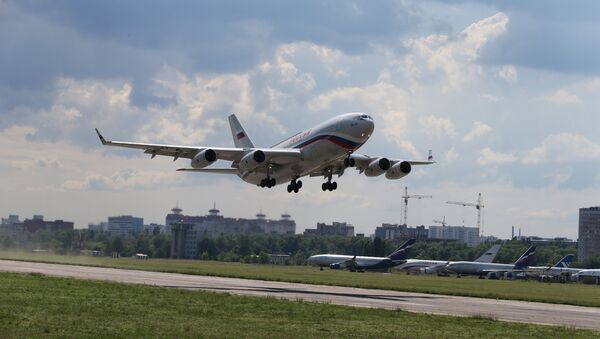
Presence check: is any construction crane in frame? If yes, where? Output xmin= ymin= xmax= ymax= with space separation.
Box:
xmin=401 ymin=186 xmax=432 ymax=226
xmin=446 ymin=193 xmax=484 ymax=235
xmin=432 ymin=216 xmax=447 ymax=227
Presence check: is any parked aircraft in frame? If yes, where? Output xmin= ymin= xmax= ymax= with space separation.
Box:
xmin=95 ymin=113 xmax=434 ymax=193
xmin=396 ymin=244 xmax=502 ymax=274
xmin=307 ymin=239 xmax=416 ymax=272
xmin=572 ymin=269 xmax=600 ymax=284
xmin=444 ymin=246 xmax=536 ymax=278
xmin=525 ymin=254 xmax=580 ymax=280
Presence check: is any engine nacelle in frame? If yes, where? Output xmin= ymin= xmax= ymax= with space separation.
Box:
xmin=239 ymin=150 xmax=266 ymax=171
xmin=385 ymin=161 xmax=411 ymax=180
xmin=329 ymin=263 xmax=343 ymax=270
xmin=364 ymin=157 xmax=391 ymax=177
xmin=191 ymin=149 xmax=217 ymax=168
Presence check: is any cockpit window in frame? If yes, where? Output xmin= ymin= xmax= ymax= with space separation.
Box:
xmin=359 ymin=114 xmax=372 ymax=120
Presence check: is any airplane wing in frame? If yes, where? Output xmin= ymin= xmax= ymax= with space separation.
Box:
xmin=350 ymin=152 xmax=436 ymax=171
xmin=308 ymin=151 xmax=435 ymax=178
xmin=95 ymin=129 xmax=301 ymax=164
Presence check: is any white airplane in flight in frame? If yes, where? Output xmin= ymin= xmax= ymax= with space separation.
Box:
xmin=95 ymin=113 xmax=434 ymax=193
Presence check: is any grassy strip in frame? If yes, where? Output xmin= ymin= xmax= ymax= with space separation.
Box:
xmin=0 ymin=272 xmax=597 ymax=338
xmin=1 ymin=250 xmax=600 ymax=308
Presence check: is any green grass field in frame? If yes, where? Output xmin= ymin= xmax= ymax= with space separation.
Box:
xmin=1 ymin=250 xmax=600 ymax=308
xmin=0 ymin=272 xmax=597 ymax=338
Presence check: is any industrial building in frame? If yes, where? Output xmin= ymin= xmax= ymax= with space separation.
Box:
xmin=303 ymin=222 xmax=354 ymax=237
xmin=374 ymin=223 xmax=428 ymax=240
xmin=168 ymin=205 xmax=296 ymax=259
xmin=428 ymin=225 xmax=480 ymax=247
xmin=579 ymin=207 xmax=600 ymax=262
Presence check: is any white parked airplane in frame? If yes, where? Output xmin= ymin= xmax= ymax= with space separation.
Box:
xmin=573 ymin=269 xmax=600 ymax=284
xmin=95 ymin=113 xmax=434 ymax=193
xmin=307 ymin=239 xmax=416 ymax=271
xmin=445 ymin=246 xmax=536 ymax=278
xmin=397 ymin=244 xmax=502 ymax=274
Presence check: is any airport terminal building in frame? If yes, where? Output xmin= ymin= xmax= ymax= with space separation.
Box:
xmin=578 ymin=206 xmax=600 ymax=262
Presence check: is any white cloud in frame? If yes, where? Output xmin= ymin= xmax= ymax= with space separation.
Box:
xmin=497 ymin=65 xmax=518 ymax=83
xmin=543 ymin=89 xmax=581 ymax=104
xmin=405 ymin=12 xmax=509 ymax=89
xmin=477 ymin=147 xmax=517 ymax=165
xmin=480 ymin=93 xmax=499 ymax=102
xmin=419 ymin=115 xmax=456 ymax=137
xmin=463 ymin=121 xmax=492 ymax=141
xmin=443 ymin=147 xmax=459 ymax=162
xmin=522 ymin=133 xmax=600 ymax=164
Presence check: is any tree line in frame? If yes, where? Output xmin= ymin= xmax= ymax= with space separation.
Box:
xmin=1 ymin=229 xmax=599 ymax=268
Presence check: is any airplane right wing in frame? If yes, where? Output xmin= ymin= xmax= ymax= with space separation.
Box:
xmin=95 ymin=129 xmax=302 ymax=165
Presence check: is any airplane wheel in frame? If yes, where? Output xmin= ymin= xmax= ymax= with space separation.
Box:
xmin=296 ymin=180 xmax=302 ymax=189
xmin=269 ymin=178 xmax=276 ymax=187
xmin=349 ymin=158 xmax=355 ymax=167
xmin=293 ymin=187 xmax=299 ymax=193
xmin=322 ymin=183 xmax=327 ymax=191
xmin=287 ymin=185 xmax=292 ymax=193
xmin=332 ymin=182 xmax=337 ymax=190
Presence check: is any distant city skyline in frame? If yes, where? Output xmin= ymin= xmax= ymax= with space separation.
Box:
xmin=2 ymin=2 xmax=600 ymax=239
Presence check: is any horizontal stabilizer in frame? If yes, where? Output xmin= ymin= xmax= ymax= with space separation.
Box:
xmin=177 ymin=168 xmax=240 ymax=174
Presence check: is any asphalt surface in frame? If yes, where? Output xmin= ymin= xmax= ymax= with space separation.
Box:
xmin=1 ymin=259 xmax=600 ymax=330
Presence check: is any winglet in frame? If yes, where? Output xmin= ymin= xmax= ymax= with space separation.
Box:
xmin=95 ymin=128 xmax=107 ymax=145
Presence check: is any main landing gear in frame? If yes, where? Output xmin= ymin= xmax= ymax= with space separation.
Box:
xmin=287 ymin=179 xmax=302 ymax=193
xmin=322 ymin=180 xmax=337 ymax=191
xmin=259 ymin=177 xmax=276 ymax=188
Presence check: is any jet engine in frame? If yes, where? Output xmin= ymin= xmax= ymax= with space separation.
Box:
xmin=191 ymin=149 xmax=217 ymax=168
xmin=385 ymin=161 xmax=411 ymax=180
xmin=329 ymin=263 xmax=342 ymax=269
xmin=364 ymin=157 xmax=391 ymax=177
xmin=239 ymin=150 xmax=266 ymax=171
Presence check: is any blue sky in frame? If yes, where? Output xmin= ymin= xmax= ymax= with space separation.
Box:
xmin=1 ymin=1 xmax=599 ymax=238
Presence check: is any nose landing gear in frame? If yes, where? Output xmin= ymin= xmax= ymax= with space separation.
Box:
xmin=287 ymin=179 xmax=302 ymax=193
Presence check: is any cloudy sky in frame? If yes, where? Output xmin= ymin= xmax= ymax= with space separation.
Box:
xmin=2 ymin=1 xmax=599 ymax=239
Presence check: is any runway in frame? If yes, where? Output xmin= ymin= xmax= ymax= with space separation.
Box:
xmin=1 ymin=259 xmax=599 ymax=331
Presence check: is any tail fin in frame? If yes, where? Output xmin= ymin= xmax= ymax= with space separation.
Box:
xmin=229 ymin=114 xmax=254 ymax=148
xmin=474 ymin=244 xmax=501 ymax=263
xmin=513 ymin=245 xmax=536 ymax=269
xmin=553 ymin=254 xmax=575 ymax=268
xmin=387 ymin=239 xmax=416 ymax=261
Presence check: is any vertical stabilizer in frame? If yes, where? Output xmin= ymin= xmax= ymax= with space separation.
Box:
xmin=387 ymin=239 xmax=416 ymax=261
xmin=513 ymin=246 xmax=536 ymax=269
xmin=474 ymin=244 xmax=501 ymax=263
xmin=553 ymin=254 xmax=575 ymax=268
xmin=229 ymin=114 xmax=254 ymax=148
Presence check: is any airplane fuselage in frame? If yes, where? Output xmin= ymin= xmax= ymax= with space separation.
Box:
xmin=239 ymin=113 xmax=374 ymax=186
xmin=307 ymin=254 xmax=397 ymax=270
xmin=445 ymin=262 xmax=518 ymax=275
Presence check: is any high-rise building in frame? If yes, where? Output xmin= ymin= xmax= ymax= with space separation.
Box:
xmin=107 ymin=216 xmax=144 ymax=236
xmin=428 ymin=225 xmax=480 ymax=247
xmin=578 ymin=207 xmax=600 ymax=262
